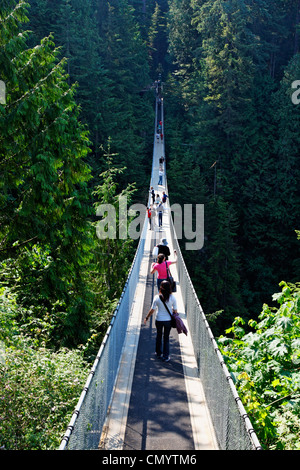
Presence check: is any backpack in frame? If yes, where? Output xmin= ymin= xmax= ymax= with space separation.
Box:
xmin=152 ymin=246 xmax=159 ymax=257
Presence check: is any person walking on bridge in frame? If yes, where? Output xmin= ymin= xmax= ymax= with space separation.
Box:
xmin=144 ymin=280 xmax=177 ymax=362
xmin=156 ymin=201 xmax=165 ymax=228
xmin=149 ymin=186 xmax=155 ymax=205
xmin=147 ymin=206 xmax=152 ymax=230
xmin=162 ymin=191 xmax=168 ymax=204
xmin=150 ymin=204 xmax=156 ymax=230
xmin=157 ymin=238 xmax=170 ymax=260
xmin=158 ymin=168 xmax=164 ymax=186
xmin=150 ymin=251 xmax=177 ymax=291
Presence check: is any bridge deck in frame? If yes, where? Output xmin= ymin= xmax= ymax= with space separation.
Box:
xmin=99 ymin=102 xmax=218 ymax=451
xmin=123 ymin=250 xmax=197 ymax=451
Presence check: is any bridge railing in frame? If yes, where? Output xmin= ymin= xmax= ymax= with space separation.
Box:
xmin=60 ymin=95 xmax=262 ymax=450
xmin=168 ymin=215 xmax=262 ymax=450
xmin=59 ymin=213 xmax=148 ymax=450
xmin=59 ymin=96 xmax=159 ymax=451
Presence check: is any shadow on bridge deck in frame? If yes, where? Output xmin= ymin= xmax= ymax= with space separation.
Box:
xmin=123 ymin=261 xmax=195 ymax=451
xmin=99 ymin=226 xmax=218 ymax=450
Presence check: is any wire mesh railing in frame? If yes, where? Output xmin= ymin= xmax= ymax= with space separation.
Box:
xmin=59 ymin=94 xmax=158 ymax=451
xmin=59 ymin=213 xmax=148 ymax=450
xmin=168 ymin=216 xmax=262 ymax=450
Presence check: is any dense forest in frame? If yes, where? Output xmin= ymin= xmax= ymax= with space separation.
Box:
xmin=0 ymin=0 xmax=299 ymax=450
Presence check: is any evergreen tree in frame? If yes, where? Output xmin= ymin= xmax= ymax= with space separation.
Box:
xmin=27 ymin=0 xmax=154 ymax=192
xmin=270 ymin=53 xmax=300 ymax=277
xmin=147 ymin=1 xmax=169 ymax=77
xmin=27 ymin=0 xmax=112 ymax=174
xmin=166 ymin=0 xmax=300 ymax=321
xmin=201 ymin=196 xmax=243 ymax=331
xmin=191 ymin=0 xmax=257 ymax=153
xmin=0 ymin=1 xmax=93 ymax=347
xmin=96 ymin=0 xmax=153 ymax=190
xmin=92 ymin=148 xmax=136 ymax=300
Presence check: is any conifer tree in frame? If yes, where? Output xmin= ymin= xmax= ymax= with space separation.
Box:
xmin=97 ymin=0 xmax=152 ymax=190
xmin=166 ymin=0 xmax=300 ymax=319
xmin=0 ymin=1 xmax=93 ymax=346
xmin=27 ymin=0 xmax=112 ymax=172
xmin=92 ymin=146 xmax=136 ymax=302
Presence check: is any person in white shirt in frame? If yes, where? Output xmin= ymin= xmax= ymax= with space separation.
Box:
xmin=155 ymin=194 xmax=161 ymax=205
xmin=144 ymin=280 xmax=177 ymax=362
xmin=156 ymin=202 xmax=164 ymax=227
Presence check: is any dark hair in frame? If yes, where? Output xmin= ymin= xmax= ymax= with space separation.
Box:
xmin=157 ymin=253 xmax=165 ymax=264
xmin=159 ymin=280 xmax=171 ymax=302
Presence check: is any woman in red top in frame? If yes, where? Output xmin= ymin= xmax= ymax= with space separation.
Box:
xmin=151 ymin=251 xmax=177 ymax=291
xmin=147 ymin=206 xmax=152 ymax=230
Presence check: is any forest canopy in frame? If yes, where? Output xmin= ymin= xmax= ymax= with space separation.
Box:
xmin=0 ymin=0 xmax=300 ymax=450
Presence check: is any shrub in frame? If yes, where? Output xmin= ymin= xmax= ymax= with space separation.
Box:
xmin=218 ymin=281 xmax=300 ymax=449
xmin=0 ymin=337 xmax=88 ymax=450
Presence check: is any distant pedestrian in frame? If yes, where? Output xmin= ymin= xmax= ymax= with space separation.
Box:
xmin=162 ymin=191 xmax=168 ymax=204
xmin=147 ymin=206 xmax=152 ymax=230
xmin=150 ymin=205 xmax=156 ymax=229
xmin=155 ymin=194 xmax=161 ymax=205
xmin=159 ymin=156 xmax=164 ymax=165
xmin=156 ymin=202 xmax=164 ymax=227
xmin=157 ymin=238 xmax=170 ymax=260
xmin=156 ymin=132 xmax=160 ymax=142
xmin=158 ymin=169 xmax=163 ymax=185
xmin=144 ymin=280 xmax=177 ymax=362
xmin=150 ymin=186 xmax=155 ymax=204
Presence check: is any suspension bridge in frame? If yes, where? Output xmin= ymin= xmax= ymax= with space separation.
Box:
xmin=59 ymin=93 xmax=262 ymax=452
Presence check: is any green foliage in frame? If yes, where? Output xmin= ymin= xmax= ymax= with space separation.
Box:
xmin=92 ymin=155 xmax=136 ymax=298
xmin=0 ymin=340 xmax=88 ymax=450
xmin=0 ymin=0 xmax=154 ymax=450
xmin=1 ymin=0 xmax=300 ymax=452
xmin=167 ymin=142 xmax=244 ymax=334
xmin=218 ymin=281 xmax=300 ymax=449
xmin=0 ymin=1 xmax=96 ymax=347
xmin=91 ymin=154 xmax=136 ymax=294
xmin=28 ymin=0 xmax=154 ymax=189
xmin=0 ymin=288 xmax=88 ymax=450
xmin=166 ymin=0 xmax=300 ymax=321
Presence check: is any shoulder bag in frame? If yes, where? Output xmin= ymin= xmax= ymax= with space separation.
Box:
xmin=165 ymin=261 xmax=176 ymax=292
xmin=152 ymin=245 xmax=159 ymax=257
